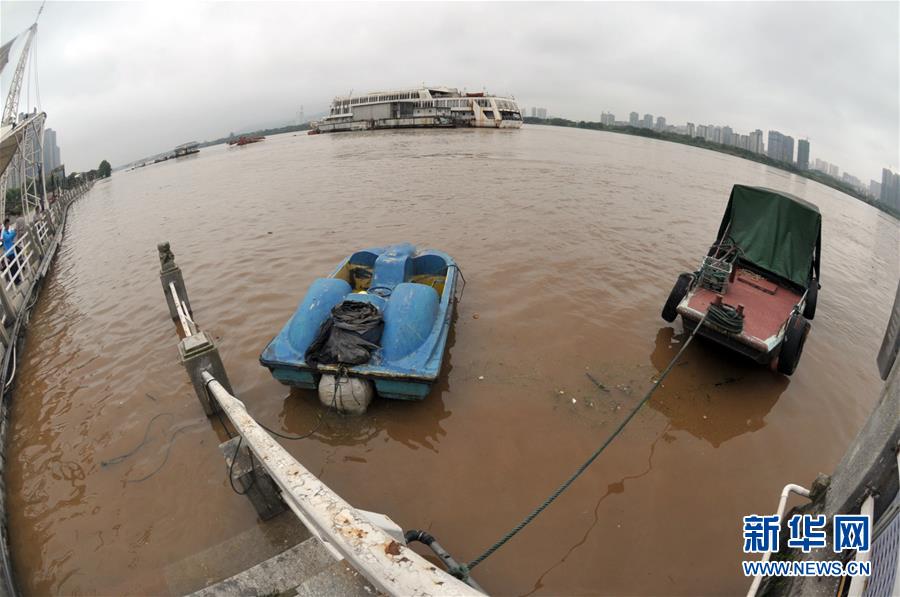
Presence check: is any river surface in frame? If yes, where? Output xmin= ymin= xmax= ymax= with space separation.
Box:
xmin=5 ymin=126 xmax=898 ymax=595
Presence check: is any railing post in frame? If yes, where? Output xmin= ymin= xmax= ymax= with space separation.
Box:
xmin=178 ymin=331 xmax=233 ymax=416
xmin=220 ymin=436 xmax=287 ymax=520
xmin=0 ymin=282 xmax=17 ymax=327
xmin=158 ymin=241 xmax=192 ymax=322
xmin=0 ymin=311 xmax=10 ymax=347
xmin=159 ymin=242 xmax=233 ymax=416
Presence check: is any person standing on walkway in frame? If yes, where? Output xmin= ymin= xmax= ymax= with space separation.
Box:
xmin=2 ymin=218 xmax=20 ymax=285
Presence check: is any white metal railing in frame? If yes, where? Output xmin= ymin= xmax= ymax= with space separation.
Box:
xmin=0 ymin=182 xmax=90 ymax=348
xmin=746 ymin=484 xmax=812 ymax=597
xmin=33 ymin=216 xmax=49 ymax=246
xmin=0 ymin=231 xmax=35 ymax=303
xmin=200 ymin=371 xmax=481 ymax=596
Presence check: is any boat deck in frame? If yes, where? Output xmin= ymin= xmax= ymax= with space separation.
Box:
xmin=686 ymin=268 xmax=801 ymax=341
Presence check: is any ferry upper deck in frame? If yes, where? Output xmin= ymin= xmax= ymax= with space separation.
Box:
xmin=316 ymin=86 xmax=523 ymax=132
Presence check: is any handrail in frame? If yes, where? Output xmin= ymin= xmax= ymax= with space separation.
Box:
xmin=169 ymin=281 xmax=194 ymax=337
xmin=746 ymin=484 xmax=811 ymax=597
xmin=200 ymin=371 xmax=481 ymax=596
xmin=1 ymin=232 xmax=33 ymax=298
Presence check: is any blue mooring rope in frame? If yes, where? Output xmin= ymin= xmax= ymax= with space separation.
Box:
xmin=452 ymin=311 xmax=711 ymax=580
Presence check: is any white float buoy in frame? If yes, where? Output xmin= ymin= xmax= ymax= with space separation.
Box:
xmin=318 ymin=374 xmax=374 ymax=415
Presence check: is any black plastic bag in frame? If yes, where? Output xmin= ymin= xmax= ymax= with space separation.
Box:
xmin=305 ymin=301 xmax=383 ymax=366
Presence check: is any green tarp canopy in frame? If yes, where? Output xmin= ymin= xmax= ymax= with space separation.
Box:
xmin=714 ymin=185 xmax=821 ymax=288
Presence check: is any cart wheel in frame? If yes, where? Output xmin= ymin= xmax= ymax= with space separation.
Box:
xmin=777 ymin=313 xmax=810 ymax=375
xmin=802 ymin=281 xmax=818 ymax=320
xmin=662 ymin=273 xmax=694 ymax=323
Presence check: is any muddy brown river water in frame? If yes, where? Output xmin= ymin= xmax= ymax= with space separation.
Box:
xmin=5 ymin=126 xmax=899 ymax=595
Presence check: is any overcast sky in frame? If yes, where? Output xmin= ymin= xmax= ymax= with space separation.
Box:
xmin=1 ymin=1 xmax=897 ymax=181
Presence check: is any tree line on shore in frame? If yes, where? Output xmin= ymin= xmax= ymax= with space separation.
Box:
xmin=4 ymin=159 xmax=110 ymax=215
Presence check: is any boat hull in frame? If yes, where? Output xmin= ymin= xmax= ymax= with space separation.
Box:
xmin=315 ymin=116 xmax=521 ymax=133
xmin=260 ymin=244 xmax=457 ymax=401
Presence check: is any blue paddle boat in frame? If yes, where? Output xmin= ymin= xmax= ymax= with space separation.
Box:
xmin=259 ymin=243 xmax=459 ymax=401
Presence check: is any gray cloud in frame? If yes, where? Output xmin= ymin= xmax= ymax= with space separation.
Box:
xmin=1 ymin=1 xmax=896 ymax=183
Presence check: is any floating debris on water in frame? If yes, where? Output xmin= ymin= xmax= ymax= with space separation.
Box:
xmin=586 ymin=372 xmax=610 ymax=393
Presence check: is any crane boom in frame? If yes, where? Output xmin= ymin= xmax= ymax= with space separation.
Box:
xmin=1 ymin=23 xmax=38 ymax=126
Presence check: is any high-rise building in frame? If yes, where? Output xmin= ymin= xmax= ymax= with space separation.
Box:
xmin=536 ymin=108 xmax=547 ymax=119
xmin=712 ymin=126 xmax=722 ymax=144
xmin=797 ymin=139 xmax=810 ymax=170
xmin=530 ymin=107 xmax=536 ymax=118
xmin=749 ymin=130 xmax=764 ymax=154
xmin=697 ymin=125 xmax=707 ymax=139
xmin=43 ymin=128 xmax=61 ymax=173
xmin=881 ymin=168 xmax=900 ymax=211
xmin=655 ymin=116 xmax=666 ymax=131
xmin=767 ymin=131 xmax=782 ymax=160
xmin=686 ymin=122 xmax=695 ymax=138
xmin=828 ymin=163 xmax=839 ymax=178
xmin=739 ymin=134 xmax=750 ymax=150
xmin=783 ymin=136 xmax=795 ymax=165
xmin=629 ymin=112 xmax=639 ymax=127
xmin=642 ymin=114 xmax=653 ymax=129
xmin=600 ymin=112 xmax=615 ymax=126
xmin=705 ymin=124 xmax=716 ymax=142
xmin=767 ymin=130 xmax=794 ymax=163
xmin=870 ymin=180 xmax=882 ymax=198
xmin=722 ymin=126 xmax=733 ymax=146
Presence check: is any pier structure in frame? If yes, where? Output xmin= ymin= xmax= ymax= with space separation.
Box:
xmin=1 ymin=12 xmax=51 ymax=223
xmin=751 ymin=280 xmax=900 ymax=596
xmin=157 ymin=243 xmax=483 ymax=596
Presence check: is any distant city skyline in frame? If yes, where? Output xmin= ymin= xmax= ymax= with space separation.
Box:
xmin=545 ymin=103 xmax=888 ymax=197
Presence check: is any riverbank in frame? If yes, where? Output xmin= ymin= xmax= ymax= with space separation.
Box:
xmin=524 ymin=117 xmax=899 ymax=219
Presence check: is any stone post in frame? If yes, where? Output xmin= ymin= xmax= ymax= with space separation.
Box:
xmin=219 ymin=436 xmax=287 ymax=520
xmin=178 ymin=330 xmax=233 ymax=417
xmin=0 ymin=283 xmax=17 ymax=328
xmin=0 ymin=314 xmax=10 ymax=348
xmin=158 ymin=241 xmax=192 ymax=322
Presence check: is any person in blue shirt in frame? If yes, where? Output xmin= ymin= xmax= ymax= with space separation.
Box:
xmin=2 ymin=218 xmax=20 ymax=285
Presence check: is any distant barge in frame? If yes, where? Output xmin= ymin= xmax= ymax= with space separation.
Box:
xmin=228 ymin=135 xmax=265 ymax=147
xmin=313 ymin=86 xmax=523 ymax=133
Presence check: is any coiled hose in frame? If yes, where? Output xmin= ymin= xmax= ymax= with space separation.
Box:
xmin=707 ymin=302 xmax=744 ymax=334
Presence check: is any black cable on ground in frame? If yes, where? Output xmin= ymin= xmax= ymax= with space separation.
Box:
xmin=226 ymin=434 xmax=256 ymax=496
xmin=100 ymin=412 xmax=174 ymax=467
xmin=125 ymin=420 xmax=206 ymax=484
xmin=246 ymin=372 xmax=341 ymax=441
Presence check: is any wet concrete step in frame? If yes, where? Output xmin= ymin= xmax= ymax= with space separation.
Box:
xmin=164 ymin=511 xmax=311 ymax=595
xmin=290 ymin=559 xmax=376 ymax=597
xmin=188 ymin=536 xmax=336 ymax=597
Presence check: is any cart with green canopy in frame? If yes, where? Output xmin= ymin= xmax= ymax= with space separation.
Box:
xmin=661 ymin=185 xmax=822 ymax=375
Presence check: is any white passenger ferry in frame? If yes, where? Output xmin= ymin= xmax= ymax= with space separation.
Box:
xmin=314 ymin=86 xmax=523 ymax=133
